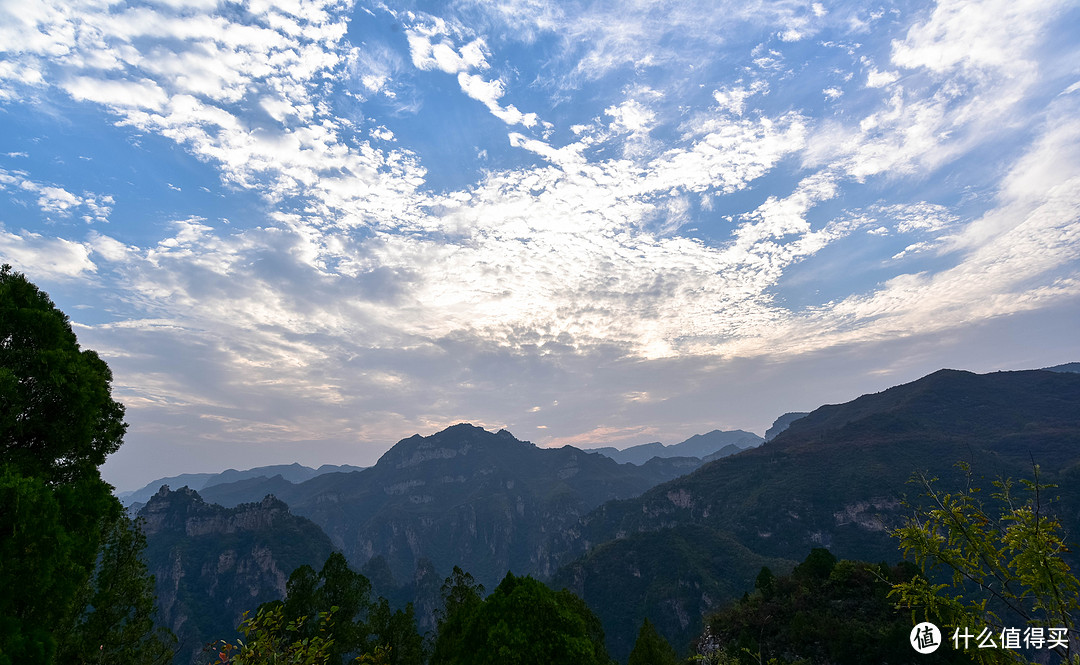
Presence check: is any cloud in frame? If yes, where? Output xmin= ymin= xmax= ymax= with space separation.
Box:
xmin=0 ymin=168 xmax=113 ymax=223
xmin=0 ymin=226 xmax=95 ymax=278
xmin=711 ymin=81 xmax=769 ymax=116
xmin=605 ymin=99 xmax=656 ymax=135
xmin=4 ymin=0 xmax=1080 ymax=487
xmin=405 ymin=20 xmax=490 ymax=74
xmin=774 ymin=104 xmax=1080 ymax=355
xmin=805 ymin=0 xmax=1074 ymax=182
xmin=890 ymin=0 xmax=1065 ymax=80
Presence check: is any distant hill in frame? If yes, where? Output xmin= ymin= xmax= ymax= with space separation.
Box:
xmin=196 ymin=424 xmax=701 ymax=591
xmin=585 ymin=429 xmax=762 ymax=465
xmin=117 ymin=462 xmax=365 ymax=507
xmin=552 ymin=368 xmax=1080 ymax=657
xmin=139 ymin=486 xmax=334 ymax=665
xmin=1045 ymin=361 xmax=1080 ymax=373
xmin=764 ymin=411 xmax=808 ymax=441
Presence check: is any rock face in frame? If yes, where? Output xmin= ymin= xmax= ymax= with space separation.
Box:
xmin=198 ymin=424 xmax=698 ymax=590
xmin=139 ymin=486 xmax=334 ymax=665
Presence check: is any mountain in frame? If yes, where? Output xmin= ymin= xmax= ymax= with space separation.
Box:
xmin=118 ymin=462 xmax=366 ymax=507
xmin=1045 ymin=361 xmax=1080 ymax=373
xmin=139 ymin=486 xmax=335 ymax=665
xmin=701 ymin=443 xmax=745 ymax=463
xmin=586 ymin=429 xmax=763 ymax=465
xmin=764 ymin=411 xmax=809 ymax=441
xmin=552 ymin=368 xmax=1080 ymax=658
xmin=195 ymin=424 xmax=701 ymax=591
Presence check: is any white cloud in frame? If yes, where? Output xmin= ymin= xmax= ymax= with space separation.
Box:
xmin=0 ymin=226 xmax=95 ymax=278
xmin=890 ymin=0 xmax=1066 ymax=80
xmin=605 ymin=99 xmax=656 ymax=135
xmin=5 ymin=0 xmax=1080 ymax=479
xmin=0 ymin=168 xmax=113 ymax=223
xmin=881 ymin=202 xmax=959 ymax=234
xmin=62 ymin=76 xmax=169 ymax=111
xmin=865 ymin=68 xmax=899 ymax=88
xmin=711 ymin=81 xmax=768 ymax=116
xmin=405 ymin=20 xmax=490 ymax=74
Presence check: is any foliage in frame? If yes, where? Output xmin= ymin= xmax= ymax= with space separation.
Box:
xmin=368 ymin=598 xmax=425 ymax=665
xmin=430 ymin=566 xmax=485 ymax=665
xmin=892 ymin=463 xmax=1080 ymax=664
xmin=264 ymin=552 xmax=424 ymax=665
xmin=210 ymin=605 xmax=339 ymax=665
xmin=0 ymin=265 xmax=173 ymax=665
xmin=57 ymin=515 xmax=176 ymax=664
xmin=280 ymin=552 xmax=374 ymax=664
xmin=627 ymin=618 xmax=679 ymax=665
xmin=0 ymin=264 xmax=126 ymax=484
xmin=431 ymin=570 xmax=610 ymax=665
xmin=697 ymin=549 xmax=971 ymax=665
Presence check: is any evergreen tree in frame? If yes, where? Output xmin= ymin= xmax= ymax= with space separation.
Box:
xmin=430 ymin=566 xmax=485 ymax=665
xmin=368 ymin=598 xmax=425 ymax=665
xmin=627 ymin=618 xmax=679 ymax=665
xmin=431 ymin=571 xmax=610 ymax=665
xmin=269 ymin=552 xmax=425 ymax=665
xmin=0 ymin=264 xmax=126 ymax=484
xmin=276 ymin=552 xmax=374 ymax=663
xmin=57 ymin=516 xmax=176 ymax=664
xmin=0 ymin=265 xmax=173 ymax=665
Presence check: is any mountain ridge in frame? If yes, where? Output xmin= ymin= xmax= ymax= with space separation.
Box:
xmin=548 ymin=367 xmax=1080 ymax=658
xmin=193 ymin=424 xmax=705 ymax=590
xmin=584 ymin=429 xmax=762 ymax=465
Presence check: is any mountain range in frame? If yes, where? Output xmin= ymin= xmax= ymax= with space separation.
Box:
xmin=191 ymin=425 xmax=706 ymax=587
xmin=118 ymin=462 xmax=366 ymax=509
xmin=583 ymin=429 xmax=762 ymax=465
xmin=136 ymin=366 xmax=1080 ymax=664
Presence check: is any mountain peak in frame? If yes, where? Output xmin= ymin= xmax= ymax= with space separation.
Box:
xmin=374 ymin=423 xmax=533 ymax=470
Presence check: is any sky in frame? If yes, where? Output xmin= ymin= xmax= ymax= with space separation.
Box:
xmin=1 ymin=0 xmax=1079 ymax=492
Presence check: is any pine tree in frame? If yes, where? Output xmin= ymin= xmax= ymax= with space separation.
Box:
xmin=628 ymin=618 xmax=679 ymax=665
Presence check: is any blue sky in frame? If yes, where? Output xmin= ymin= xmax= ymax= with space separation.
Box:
xmin=1 ymin=0 xmax=1078 ymax=491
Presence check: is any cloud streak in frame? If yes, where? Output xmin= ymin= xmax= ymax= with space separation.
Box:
xmin=1 ymin=0 xmax=1078 ymax=487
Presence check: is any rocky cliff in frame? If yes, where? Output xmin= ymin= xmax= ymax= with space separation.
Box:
xmin=140 ymin=486 xmax=334 ymax=665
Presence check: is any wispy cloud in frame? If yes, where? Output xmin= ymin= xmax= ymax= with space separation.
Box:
xmin=2 ymin=0 xmax=1078 ymax=485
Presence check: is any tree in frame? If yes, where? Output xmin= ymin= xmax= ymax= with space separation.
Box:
xmin=268 ymin=552 xmax=424 ymax=665
xmin=431 ymin=571 xmax=610 ymax=665
xmin=430 ymin=566 xmax=485 ymax=665
xmin=628 ymin=618 xmax=679 ymax=665
xmin=210 ymin=605 xmax=339 ymax=665
xmin=368 ymin=598 xmax=424 ymax=665
xmin=0 ymin=265 xmax=172 ymax=664
xmin=892 ymin=463 xmax=1080 ymax=664
xmin=0 ymin=264 xmax=126 ymax=484
xmin=275 ymin=552 xmax=374 ymax=663
xmin=57 ymin=515 xmax=176 ymax=664
xmin=696 ymin=550 xmax=965 ymax=665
